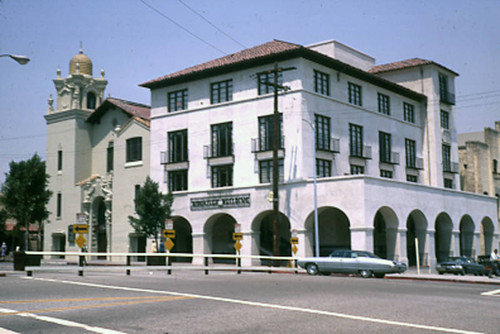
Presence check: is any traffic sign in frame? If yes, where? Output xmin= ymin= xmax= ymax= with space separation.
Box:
xmin=75 ymin=234 xmax=86 ymax=248
xmin=290 ymin=237 xmax=299 ymax=244
xmin=163 ymin=229 xmax=175 ymax=239
xmin=234 ymin=240 xmax=242 ymax=252
xmin=233 ymin=232 xmax=243 ymax=240
xmin=165 ymin=238 xmax=174 ymax=251
xmin=73 ymin=224 xmax=89 ymax=234
xmin=292 ymin=244 xmax=298 ymax=255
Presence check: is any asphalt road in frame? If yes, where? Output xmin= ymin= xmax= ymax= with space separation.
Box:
xmin=1 ymin=270 xmax=499 ymax=334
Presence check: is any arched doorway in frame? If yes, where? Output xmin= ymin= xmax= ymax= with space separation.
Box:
xmin=373 ymin=207 xmax=398 ymax=260
xmin=459 ymin=215 xmax=475 ymax=257
xmin=92 ymin=197 xmax=107 ymax=259
xmin=305 ymin=207 xmax=351 ymax=256
xmin=171 ymin=217 xmax=193 ymax=263
xmin=252 ymin=211 xmax=291 ymax=265
xmin=480 ymin=217 xmax=494 ymax=255
xmin=435 ymin=212 xmax=453 ymax=262
xmin=205 ymin=214 xmax=236 ymax=264
xmin=406 ymin=210 xmax=428 ymax=267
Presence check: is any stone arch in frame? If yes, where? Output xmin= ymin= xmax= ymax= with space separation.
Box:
xmin=204 ymin=213 xmax=236 ymax=263
xmin=435 ymin=212 xmax=453 ymax=262
xmin=373 ymin=206 xmax=398 ymax=260
xmin=251 ymin=210 xmax=291 ymax=265
xmin=406 ymin=210 xmax=428 ymax=266
xmin=304 ymin=207 xmax=351 ymax=256
xmin=480 ymin=217 xmax=495 ymax=255
xmin=459 ymin=215 xmax=475 ymax=257
xmin=170 ymin=216 xmax=193 ymax=263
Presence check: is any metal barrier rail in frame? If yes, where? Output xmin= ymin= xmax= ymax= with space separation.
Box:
xmin=24 ymin=251 xmax=300 ymax=277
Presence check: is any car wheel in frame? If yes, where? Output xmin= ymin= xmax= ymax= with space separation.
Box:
xmin=359 ymin=269 xmax=372 ymax=278
xmin=438 ymin=272 xmax=444 ymax=275
xmin=374 ymin=273 xmax=385 ymax=279
xmin=306 ymin=263 xmax=319 ymax=276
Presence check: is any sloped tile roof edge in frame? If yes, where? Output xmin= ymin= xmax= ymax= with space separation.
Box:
xmin=369 ymin=57 xmax=459 ymax=76
xmin=87 ymin=97 xmax=151 ymax=123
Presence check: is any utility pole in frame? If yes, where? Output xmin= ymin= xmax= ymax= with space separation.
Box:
xmin=259 ymin=63 xmax=295 ymax=264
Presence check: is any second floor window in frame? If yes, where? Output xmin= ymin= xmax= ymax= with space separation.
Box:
xmin=258 ymin=71 xmax=283 ymax=95
xmin=169 ymin=170 xmax=188 ymax=192
xmin=212 ymin=165 xmax=233 ymax=188
xmin=404 ymin=103 xmax=415 ymax=123
xmin=259 ymin=114 xmax=283 ymax=151
xmin=379 ymin=132 xmax=391 ymax=163
xmin=168 ymin=89 xmax=188 ymax=112
xmin=314 ymin=70 xmax=330 ymax=96
xmin=348 ymin=82 xmax=362 ymax=106
xmin=440 ymin=110 xmax=449 ymax=129
xmin=211 ymin=122 xmax=232 ymax=157
xmin=442 ymin=144 xmax=451 ymax=172
xmin=405 ymin=139 xmax=416 ymax=168
xmin=350 ymin=165 xmax=364 ymax=175
xmin=317 ymin=159 xmax=331 ymax=178
xmin=349 ymin=123 xmax=363 ymax=157
xmin=168 ymin=129 xmax=188 ymax=163
xmin=259 ymin=159 xmax=284 ymax=183
xmin=211 ymin=79 xmax=233 ymax=104
xmin=315 ymin=114 xmax=330 ymax=151
xmin=378 ymin=93 xmax=390 ymax=115
xmin=126 ymin=137 xmax=142 ymax=162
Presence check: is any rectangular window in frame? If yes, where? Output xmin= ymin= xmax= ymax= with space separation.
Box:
xmin=440 ymin=110 xmax=449 ymax=129
xmin=405 ymin=139 xmax=416 ymax=168
xmin=56 ymin=193 xmax=62 ymax=218
xmin=211 ymin=165 xmax=233 ymax=188
xmin=379 ymin=132 xmax=392 ymax=163
xmin=168 ymin=89 xmax=188 ymax=112
xmin=259 ymin=114 xmax=283 ymax=151
xmin=211 ymin=122 xmax=232 ymax=157
xmin=380 ymin=170 xmax=393 ymax=178
xmin=348 ymin=82 xmax=362 ymax=106
xmin=315 ymin=114 xmax=330 ymax=151
xmin=407 ymin=174 xmax=418 ymax=182
xmin=442 ymin=144 xmax=451 ymax=172
xmin=349 ymin=123 xmax=363 ymax=157
xmin=258 ymin=71 xmax=283 ymax=95
xmin=314 ymin=70 xmax=330 ymax=96
xmin=378 ymin=93 xmax=390 ymax=115
xmin=126 ymin=137 xmax=142 ymax=162
xmin=168 ymin=130 xmax=188 ymax=163
xmin=259 ymin=159 xmax=284 ymax=183
xmin=317 ymin=159 xmax=331 ymax=178
xmin=57 ymin=150 xmax=63 ymax=171
xmin=439 ymin=74 xmax=448 ymax=101
xmin=169 ymin=170 xmax=188 ymax=192
xmin=404 ymin=103 xmax=415 ymax=123
xmin=444 ymin=178 xmax=453 ymax=189
xmin=350 ymin=165 xmax=364 ymax=175
xmin=211 ymin=79 xmax=233 ymax=104
xmin=107 ymin=143 xmax=114 ymax=172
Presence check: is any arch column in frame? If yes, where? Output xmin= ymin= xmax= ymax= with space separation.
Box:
xmin=239 ymin=230 xmax=253 ymax=266
xmin=452 ymin=230 xmax=460 ymax=257
xmin=427 ymin=229 xmax=436 ymax=270
xmin=350 ymin=227 xmax=373 ymax=252
xmin=295 ymin=228 xmax=308 ymax=258
xmin=474 ymin=232 xmax=481 ymax=258
xmin=398 ymin=228 xmax=408 ymax=264
xmin=192 ymin=232 xmax=205 ymax=265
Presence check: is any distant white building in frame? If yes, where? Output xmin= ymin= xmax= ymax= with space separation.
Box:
xmin=44 ymin=49 xmax=151 ymax=257
xmin=140 ymin=39 xmax=498 ymax=267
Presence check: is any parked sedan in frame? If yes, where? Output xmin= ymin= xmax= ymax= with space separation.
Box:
xmin=436 ymin=256 xmax=485 ymax=276
xmin=297 ymin=250 xmax=407 ymax=278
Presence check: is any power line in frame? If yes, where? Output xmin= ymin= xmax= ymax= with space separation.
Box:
xmin=139 ymin=0 xmax=228 ymax=55
xmin=177 ymin=0 xmax=247 ymax=49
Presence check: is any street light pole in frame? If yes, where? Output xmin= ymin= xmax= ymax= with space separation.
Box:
xmin=0 ymin=54 xmax=30 ymax=65
xmin=303 ymin=119 xmax=320 ymax=257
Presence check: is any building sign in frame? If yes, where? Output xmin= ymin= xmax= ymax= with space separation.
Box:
xmin=191 ymin=194 xmax=251 ymax=211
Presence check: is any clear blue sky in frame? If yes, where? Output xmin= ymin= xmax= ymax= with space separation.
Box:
xmin=1 ymin=0 xmax=499 ymax=184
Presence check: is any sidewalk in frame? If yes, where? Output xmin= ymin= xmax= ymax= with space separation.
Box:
xmin=2 ymin=260 xmax=500 ymax=285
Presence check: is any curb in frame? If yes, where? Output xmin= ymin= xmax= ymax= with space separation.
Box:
xmin=386 ymin=275 xmax=500 ymax=285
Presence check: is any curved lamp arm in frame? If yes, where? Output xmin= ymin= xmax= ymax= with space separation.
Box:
xmin=0 ymin=54 xmax=30 ymax=65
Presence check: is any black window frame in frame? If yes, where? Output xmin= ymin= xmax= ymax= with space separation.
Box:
xmin=168 ymin=129 xmax=188 ymax=163
xmin=444 ymin=178 xmax=453 ymax=189
xmin=211 ymin=79 xmax=233 ymax=104
xmin=378 ymin=93 xmax=391 ymax=115
xmin=126 ymin=137 xmax=142 ymax=163
xmin=259 ymin=159 xmax=284 ymax=184
xmin=350 ymin=164 xmax=364 ymax=175
xmin=169 ymin=169 xmax=188 ymax=192
xmin=348 ymin=82 xmax=362 ymax=106
xmin=56 ymin=193 xmax=62 ymax=218
xmin=349 ymin=123 xmax=363 ymax=157
xmin=211 ymin=164 xmax=233 ymax=188
xmin=315 ymin=114 xmax=330 ymax=151
xmin=57 ymin=150 xmax=63 ymax=171
xmin=407 ymin=174 xmax=418 ymax=182
xmin=380 ymin=170 xmax=393 ymax=178
xmin=404 ymin=103 xmax=415 ymax=123
xmin=168 ymin=89 xmax=188 ymax=112
xmin=258 ymin=71 xmax=283 ymax=95
xmin=107 ymin=142 xmax=114 ymax=172
xmin=314 ymin=70 xmax=330 ymax=96
xmin=316 ymin=159 xmax=331 ymax=178
xmin=258 ymin=114 xmax=283 ymax=151
xmin=379 ymin=132 xmax=391 ymax=163
xmin=405 ymin=138 xmax=416 ymax=168
xmin=440 ymin=110 xmax=449 ymax=129
xmin=211 ymin=122 xmax=233 ymax=158
xmin=442 ymin=144 xmax=451 ymax=172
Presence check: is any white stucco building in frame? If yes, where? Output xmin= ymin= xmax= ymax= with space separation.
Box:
xmin=44 ymin=49 xmax=151 ymax=256
xmin=141 ymin=39 xmax=498 ymax=267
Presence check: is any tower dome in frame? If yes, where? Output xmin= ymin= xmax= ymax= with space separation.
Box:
xmin=69 ymin=49 xmax=93 ymax=76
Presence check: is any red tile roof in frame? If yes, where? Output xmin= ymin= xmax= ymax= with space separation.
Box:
xmin=140 ymin=40 xmax=302 ymax=88
xmin=369 ymin=57 xmax=459 ymax=76
xmin=87 ymin=97 xmax=151 ymax=124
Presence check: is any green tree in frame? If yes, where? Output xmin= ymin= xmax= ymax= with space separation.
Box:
xmin=0 ymin=154 xmax=52 ymax=250
xmin=128 ymin=176 xmax=173 ymax=247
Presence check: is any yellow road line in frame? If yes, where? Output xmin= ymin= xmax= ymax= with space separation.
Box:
xmin=0 ymin=295 xmax=172 ymax=305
